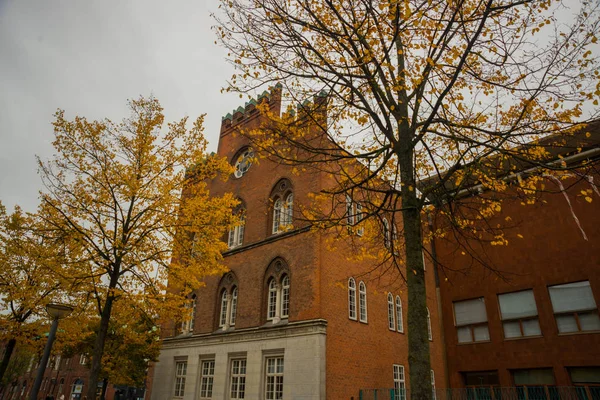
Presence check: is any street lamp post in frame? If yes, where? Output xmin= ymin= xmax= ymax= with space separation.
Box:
xmin=29 ymin=303 xmax=73 ymax=400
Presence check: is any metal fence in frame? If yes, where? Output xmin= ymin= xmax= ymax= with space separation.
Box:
xmin=358 ymin=386 xmax=600 ymax=400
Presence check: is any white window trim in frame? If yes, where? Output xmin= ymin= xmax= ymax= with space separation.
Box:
xmin=228 ymin=214 xmax=245 ymax=249
xmin=348 ymin=278 xmax=357 ymax=321
xmin=427 ymin=307 xmax=433 ymax=341
xmin=355 ymin=203 xmax=364 ymax=236
xmin=281 ymin=275 xmax=290 ymax=319
xmin=431 ymin=370 xmax=437 ymax=400
xmin=199 ymin=359 xmax=215 ymax=400
xmin=267 ymin=279 xmax=278 ymax=321
xmin=264 ymin=355 xmax=285 ymax=400
xmin=388 ymin=293 xmax=396 ymax=331
xmin=230 ymin=287 xmax=238 ymax=326
xmin=346 ymin=194 xmax=354 ymax=225
xmin=219 ymin=290 xmax=229 ymax=329
xmin=393 ymin=364 xmax=406 ymax=400
xmin=173 ymin=360 xmax=187 ymax=398
xmin=359 ymin=281 xmax=368 ymax=323
xmin=396 ymin=296 xmax=404 ymax=333
xmin=383 ymin=218 xmax=391 ymax=249
xmin=229 ymin=358 xmax=247 ymax=400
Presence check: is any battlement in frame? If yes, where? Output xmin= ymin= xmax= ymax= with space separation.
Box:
xmin=220 ymin=83 xmax=283 ymax=135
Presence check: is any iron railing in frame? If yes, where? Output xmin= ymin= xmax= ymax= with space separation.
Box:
xmin=358 ymin=386 xmax=600 ymax=400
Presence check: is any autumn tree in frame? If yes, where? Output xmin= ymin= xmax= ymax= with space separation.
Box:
xmin=38 ymin=97 xmax=238 ymax=400
xmin=215 ymin=0 xmax=600 ymax=396
xmin=0 ymin=204 xmax=64 ymax=384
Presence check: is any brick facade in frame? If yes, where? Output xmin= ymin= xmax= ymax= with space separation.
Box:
xmin=150 ymin=86 xmax=446 ymax=399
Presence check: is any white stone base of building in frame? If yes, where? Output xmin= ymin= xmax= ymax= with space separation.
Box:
xmin=151 ymin=319 xmax=327 ymax=400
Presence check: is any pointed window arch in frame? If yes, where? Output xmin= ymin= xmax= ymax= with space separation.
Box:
xmin=348 ymin=278 xmax=357 ymax=320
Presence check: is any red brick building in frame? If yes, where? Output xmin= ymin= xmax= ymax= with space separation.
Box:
xmin=433 ymin=132 xmax=600 ymax=397
xmin=150 ymin=85 xmax=446 ymax=399
xmin=2 ymin=352 xmax=147 ymax=400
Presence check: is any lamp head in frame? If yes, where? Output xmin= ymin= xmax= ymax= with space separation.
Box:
xmin=46 ymin=303 xmax=74 ymax=320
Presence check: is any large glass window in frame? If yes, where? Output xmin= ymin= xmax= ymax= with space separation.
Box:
xmin=199 ymin=360 xmax=215 ymax=399
xmin=230 ymin=359 xmax=247 ymax=399
xmin=498 ymin=290 xmax=541 ymax=338
xmin=359 ymin=281 xmax=368 ymax=323
xmin=265 ymin=357 xmax=284 ymax=400
xmin=548 ymin=281 xmax=600 ymax=333
xmin=453 ymin=298 xmax=490 ymax=343
xmin=174 ymin=361 xmax=187 ymax=397
xmin=348 ymin=278 xmax=357 ymax=320
xmin=272 ymin=199 xmax=283 ymax=234
xmin=393 ymin=365 xmax=406 ymax=400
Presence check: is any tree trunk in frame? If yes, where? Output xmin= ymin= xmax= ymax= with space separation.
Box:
xmin=99 ymin=378 xmax=108 ymax=400
xmin=0 ymin=338 xmax=17 ymax=385
xmin=398 ymin=135 xmax=432 ymax=398
xmin=86 ymin=291 xmax=116 ymax=400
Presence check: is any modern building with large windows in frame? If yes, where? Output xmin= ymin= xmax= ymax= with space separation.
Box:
xmin=149 ymin=85 xmax=446 ymax=400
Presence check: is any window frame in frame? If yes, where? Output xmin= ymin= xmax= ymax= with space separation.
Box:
xmin=230 ymin=287 xmax=238 ymax=327
xmin=264 ymin=356 xmax=284 ymax=400
xmin=393 ymin=364 xmax=406 ymax=400
xmin=396 ymin=296 xmax=404 ymax=333
xmin=453 ymin=297 xmax=490 ymax=344
xmin=281 ymin=275 xmax=290 ymax=319
xmin=355 ymin=203 xmax=364 ymax=236
xmin=233 ymin=148 xmax=253 ymax=179
xmin=359 ymin=281 xmax=368 ymax=323
xmin=173 ymin=360 xmax=187 ymax=398
xmin=199 ymin=359 xmax=215 ymax=400
xmin=348 ymin=278 xmax=357 ymax=320
xmin=498 ymin=289 xmax=542 ymax=339
xmin=427 ymin=307 xmax=433 ymax=341
xmin=219 ymin=290 xmax=229 ymax=328
xmin=383 ymin=218 xmax=391 ymax=249
xmin=229 ymin=358 xmax=247 ymax=399
xmin=346 ymin=194 xmax=354 ymax=226
xmin=388 ymin=293 xmax=396 ymax=331
xmin=267 ymin=279 xmax=277 ymax=321
xmin=548 ymin=280 xmax=600 ymax=334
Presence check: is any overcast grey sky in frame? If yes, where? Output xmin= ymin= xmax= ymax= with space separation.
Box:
xmin=0 ymin=0 xmax=239 ymax=213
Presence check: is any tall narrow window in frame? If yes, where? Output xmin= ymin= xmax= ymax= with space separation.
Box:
xmin=346 ymin=195 xmax=354 ymax=225
xmin=268 ymin=279 xmax=277 ymax=320
xmin=265 ymin=357 xmax=284 ymax=400
xmin=431 ymin=370 xmax=437 ymax=400
xmin=356 ymin=203 xmax=364 ymax=236
xmin=396 ymin=296 xmax=404 ymax=333
xmin=427 ymin=307 xmax=433 ymax=341
xmin=230 ymin=359 xmax=247 ymax=399
xmin=548 ymin=281 xmax=600 ymax=333
xmin=189 ymin=295 xmax=197 ymax=331
xmin=230 ymin=287 xmax=238 ymax=326
xmin=388 ymin=293 xmax=396 ymax=331
xmin=174 ymin=361 xmax=187 ymax=397
xmin=273 ymin=198 xmax=282 ymax=233
xmin=281 ymin=275 xmax=290 ymax=318
xmin=348 ymin=278 xmax=357 ymax=320
xmin=383 ymin=218 xmax=391 ymax=248
xmin=219 ymin=290 xmax=228 ymax=328
xmin=228 ymin=212 xmax=246 ymax=249
xmin=284 ymin=193 xmax=294 ymax=227
xmin=359 ymin=281 xmax=368 ymax=323
xmin=393 ymin=365 xmax=406 ymax=400
xmin=199 ymin=360 xmax=215 ymax=399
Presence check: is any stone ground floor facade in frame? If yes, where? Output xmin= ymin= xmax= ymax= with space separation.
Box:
xmin=151 ymin=320 xmax=326 ymax=400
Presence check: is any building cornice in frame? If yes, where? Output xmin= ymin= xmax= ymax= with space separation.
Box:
xmin=162 ymin=319 xmax=327 ymax=349
xmin=223 ymin=225 xmax=312 ymax=257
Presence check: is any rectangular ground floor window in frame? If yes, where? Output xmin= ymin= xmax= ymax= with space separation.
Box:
xmin=512 ymin=368 xmax=556 ymax=400
xmin=199 ymin=360 xmax=215 ymax=399
xmin=265 ymin=356 xmax=284 ymax=399
xmin=230 ymin=359 xmax=247 ymax=399
xmin=393 ymin=364 xmax=406 ymax=400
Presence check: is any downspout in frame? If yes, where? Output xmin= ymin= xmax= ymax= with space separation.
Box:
xmin=427 ymin=211 xmax=450 ymax=390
